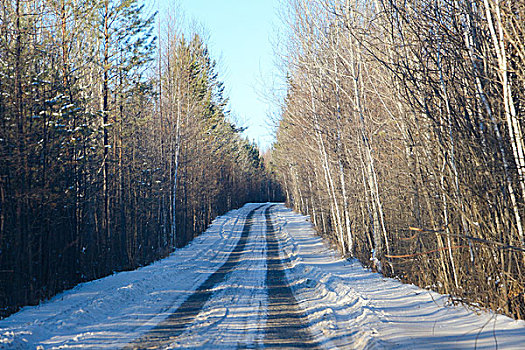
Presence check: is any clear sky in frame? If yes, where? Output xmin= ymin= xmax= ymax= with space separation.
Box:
xmin=154 ymin=0 xmax=282 ymax=151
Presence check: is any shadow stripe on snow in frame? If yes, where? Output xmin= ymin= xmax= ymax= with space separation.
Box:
xmin=125 ymin=204 xmax=265 ymax=349
xmin=264 ymin=205 xmax=321 ymax=349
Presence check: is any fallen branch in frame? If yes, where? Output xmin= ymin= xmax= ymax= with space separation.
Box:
xmin=385 ymin=245 xmax=470 ymax=259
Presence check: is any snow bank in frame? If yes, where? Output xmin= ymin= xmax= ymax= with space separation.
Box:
xmin=272 ymin=203 xmax=525 ymax=349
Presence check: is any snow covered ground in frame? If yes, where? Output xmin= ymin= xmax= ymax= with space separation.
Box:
xmin=271 ymin=204 xmax=525 ymax=349
xmin=1 ymin=203 xmax=524 ymax=349
xmin=0 ymin=204 xmax=260 ymax=349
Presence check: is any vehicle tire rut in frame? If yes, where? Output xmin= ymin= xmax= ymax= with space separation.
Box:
xmin=125 ymin=205 xmax=263 ymax=349
xmin=263 ymin=206 xmax=320 ymax=349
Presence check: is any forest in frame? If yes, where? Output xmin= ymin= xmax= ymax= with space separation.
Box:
xmin=0 ymin=0 xmax=280 ymax=318
xmin=2 ymin=0 xmax=525 ymax=325
xmin=271 ymin=0 xmax=525 ymax=320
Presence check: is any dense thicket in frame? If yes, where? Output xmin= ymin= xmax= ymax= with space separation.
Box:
xmin=272 ymin=0 xmax=525 ymax=319
xmin=0 ymin=0 xmax=278 ymax=318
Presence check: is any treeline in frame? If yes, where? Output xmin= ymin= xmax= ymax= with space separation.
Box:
xmin=272 ymin=0 xmax=525 ymax=319
xmin=0 ymin=0 xmax=279 ymax=318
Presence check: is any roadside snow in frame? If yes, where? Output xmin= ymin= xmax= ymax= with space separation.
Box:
xmin=272 ymin=203 xmax=525 ymax=349
xmin=0 ymin=204 xmax=260 ymax=349
xmin=1 ymin=202 xmax=524 ymax=349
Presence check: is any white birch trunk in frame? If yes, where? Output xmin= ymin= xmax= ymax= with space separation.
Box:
xmin=484 ymin=0 xmax=525 ymax=245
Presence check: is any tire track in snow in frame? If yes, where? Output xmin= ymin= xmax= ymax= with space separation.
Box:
xmin=126 ymin=205 xmax=264 ymax=349
xmin=264 ymin=206 xmax=320 ymax=349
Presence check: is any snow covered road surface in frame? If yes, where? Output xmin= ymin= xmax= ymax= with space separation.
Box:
xmin=264 ymin=206 xmax=320 ymax=349
xmin=126 ymin=204 xmax=266 ymax=348
xmin=1 ymin=203 xmax=524 ymax=349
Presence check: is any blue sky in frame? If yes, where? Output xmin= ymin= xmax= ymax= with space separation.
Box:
xmin=154 ymin=0 xmax=283 ymax=150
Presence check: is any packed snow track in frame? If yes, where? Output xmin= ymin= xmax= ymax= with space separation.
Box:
xmin=1 ymin=203 xmax=524 ymax=349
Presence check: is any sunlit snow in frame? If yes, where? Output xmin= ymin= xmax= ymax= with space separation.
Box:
xmin=0 ymin=203 xmax=524 ymax=349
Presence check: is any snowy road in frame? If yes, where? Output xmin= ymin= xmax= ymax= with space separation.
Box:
xmin=126 ymin=205 xmax=267 ymax=348
xmin=1 ymin=203 xmax=525 ymax=349
xmin=127 ymin=205 xmax=319 ymax=349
